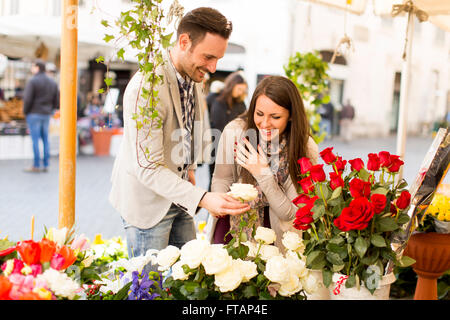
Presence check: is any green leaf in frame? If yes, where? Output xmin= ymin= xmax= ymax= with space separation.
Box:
xmin=306 ymin=250 xmax=326 ymax=270
xmin=370 ymin=234 xmax=386 ymax=247
xmin=117 ymin=48 xmax=125 ymax=60
xmin=312 ymin=204 xmax=325 ymax=220
xmin=378 ymin=217 xmax=399 ymax=232
xmin=359 ymin=168 xmax=371 ymax=181
xmin=354 ymin=237 xmax=369 ymax=258
xmin=101 ymin=19 xmax=109 ymax=27
xmin=103 ymin=34 xmax=115 ymax=43
xmin=396 ymin=213 xmax=410 ymax=225
xmin=113 ymin=282 xmax=132 ymax=300
xmin=371 ymin=187 xmax=388 ymax=196
xmin=104 ymin=77 xmax=113 ymax=86
xmin=97 ymin=88 xmax=105 ymax=94
xmin=191 ymin=287 xmax=208 ymax=300
xmin=345 ymin=275 xmax=356 ymax=288
xmin=397 ymin=255 xmax=416 ymax=268
xmin=322 ymin=269 xmax=333 ymax=288
xmin=242 ymin=285 xmax=258 ymax=298
xmin=95 ymin=56 xmax=105 ymax=64
xmin=326 ymin=252 xmax=344 ymax=266
xmin=330 ymin=187 xmax=342 ymax=200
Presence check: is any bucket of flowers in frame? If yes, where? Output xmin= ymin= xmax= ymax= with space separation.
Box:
xmin=293 ymin=148 xmax=416 ymax=299
xmin=160 ymin=183 xmax=319 ymax=300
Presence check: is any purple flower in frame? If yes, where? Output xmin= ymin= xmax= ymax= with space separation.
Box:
xmin=127 ymin=271 xmax=161 ymax=300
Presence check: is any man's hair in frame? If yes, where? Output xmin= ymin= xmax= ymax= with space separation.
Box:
xmin=177 ymin=7 xmax=232 ymax=47
xmin=33 ymin=59 xmax=46 ymax=72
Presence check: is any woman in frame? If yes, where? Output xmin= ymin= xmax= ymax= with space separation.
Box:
xmin=206 ymin=76 xmax=319 ymax=251
xmin=208 ymin=71 xmax=248 ymax=188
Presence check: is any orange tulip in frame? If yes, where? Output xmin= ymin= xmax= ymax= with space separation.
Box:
xmin=19 ymin=292 xmax=42 ymax=300
xmin=16 ymin=240 xmax=41 ymax=266
xmin=0 ymin=276 xmax=12 ymax=300
xmin=39 ymin=239 xmax=57 ymax=263
xmin=56 ymin=245 xmax=77 ymax=270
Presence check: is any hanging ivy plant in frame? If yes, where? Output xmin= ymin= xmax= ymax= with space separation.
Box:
xmin=94 ymin=0 xmax=183 ymax=164
xmin=284 ymin=50 xmax=331 ymax=144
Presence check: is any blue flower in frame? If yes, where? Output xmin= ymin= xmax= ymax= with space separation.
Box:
xmin=127 ymin=271 xmax=161 ymax=300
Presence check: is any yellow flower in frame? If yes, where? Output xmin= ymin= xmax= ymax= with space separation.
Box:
xmin=33 ymin=287 xmax=52 ymax=300
xmin=197 ymin=221 xmax=206 ymax=233
xmin=93 ymin=234 xmax=105 ymax=245
xmin=21 ymin=265 xmax=32 ymax=275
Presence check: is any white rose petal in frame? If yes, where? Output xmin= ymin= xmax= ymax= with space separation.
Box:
xmin=171 ymin=261 xmax=192 ymax=281
xmin=242 ymin=241 xmax=258 ymax=258
xmin=202 ymin=245 xmax=233 ymax=275
xmin=259 ymin=244 xmax=281 ymax=261
xmin=227 ymin=183 xmax=258 ymax=202
xmin=156 ymin=245 xmax=180 ymax=271
xmin=264 ymin=255 xmax=290 ymax=284
xmin=300 ymin=271 xmax=319 ymax=295
xmin=255 ymin=227 xmax=276 ymax=245
xmin=281 ymin=231 xmax=304 ymax=252
xmin=278 ymin=273 xmax=302 ymax=297
xmin=235 ymin=259 xmax=258 ymax=282
xmin=38 ymin=268 xmax=80 ymax=299
xmin=180 ymin=239 xmax=210 ymax=269
xmin=214 ymin=260 xmax=244 ymax=292
xmin=285 ymin=251 xmax=308 ymax=278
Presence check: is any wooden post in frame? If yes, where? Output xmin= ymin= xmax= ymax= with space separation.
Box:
xmin=58 ymin=0 xmax=78 ymax=229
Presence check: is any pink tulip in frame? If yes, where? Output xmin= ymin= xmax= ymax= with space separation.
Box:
xmin=50 ymin=253 xmax=65 ymax=270
xmin=30 ymin=264 xmax=43 ymax=277
xmin=71 ymin=234 xmax=90 ymax=251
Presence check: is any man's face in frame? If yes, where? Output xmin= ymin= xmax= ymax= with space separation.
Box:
xmin=178 ymin=32 xmax=228 ymax=83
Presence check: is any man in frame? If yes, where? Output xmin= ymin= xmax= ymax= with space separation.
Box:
xmin=339 ymin=99 xmax=355 ymax=143
xmin=109 ymin=7 xmax=250 ymax=269
xmin=23 ymin=59 xmax=59 ymax=173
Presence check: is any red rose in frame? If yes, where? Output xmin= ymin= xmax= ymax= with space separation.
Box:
xmin=297 ymin=157 xmax=313 ymax=174
xmin=335 ymin=156 xmax=347 ymax=173
xmin=395 ymin=190 xmax=411 ymax=210
xmin=388 ymin=155 xmax=404 ymax=173
xmin=319 ymin=147 xmax=337 ymax=164
xmin=333 ymin=197 xmax=374 ymax=231
xmin=293 ymin=194 xmax=310 ymax=206
xmin=349 ymin=178 xmax=371 ymax=198
xmin=390 ymin=203 xmax=397 ymax=215
xmin=16 ymin=240 xmax=41 ymax=266
xmin=310 ymin=164 xmax=326 ymax=182
xmin=298 ymin=177 xmax=315 ymax=194
xmin=294 ymin=205 xmax=314 ymax=230
xmin=367 ymin=153 xmax=381 ymax=171
xmin=370 ymin=193 xmax=387 ymax=214
xmin=378 ymin=151 xmax=392 ymax=168
xmin=349 ymin=158 xmax=364 ymax=171
xmin=329 ymin=172 xmax=344 ymax=190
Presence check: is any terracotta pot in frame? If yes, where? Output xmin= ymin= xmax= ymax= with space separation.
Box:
xmin=329 ymin=272 xmax=396 ymax=300
xmin=91 ymin=129 xmax=113 ymax=156
xmin=403 ymin=232 xmax=450 ymax=300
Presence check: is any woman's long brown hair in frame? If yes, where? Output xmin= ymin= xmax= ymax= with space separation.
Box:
xmin=240 ymin=76 xmax=310 ymax=186
xmin=217 ymin=71 xmax=247 ymax=109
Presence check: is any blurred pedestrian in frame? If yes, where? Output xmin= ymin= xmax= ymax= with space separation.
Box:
xmin=340 ymin=99 xmax=355 ymax=143
xmin=206 ymin=80 xmax=224 ymax=113
xmin=23 ymin=59 xmax=59 ymax=173
xmin=318 ymin=100 xmax=334 ymax=140
xmin=208 ymin=71 xmax=248 ymax=187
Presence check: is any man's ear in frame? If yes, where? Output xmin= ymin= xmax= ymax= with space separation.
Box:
xmin=178 ymin=33 xmax=191 ymax=51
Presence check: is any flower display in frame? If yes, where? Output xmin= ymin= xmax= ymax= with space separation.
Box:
xmin=415 ymin=186 xmax=450 ymax=234
xmin=293 ymin=148 xmax=415 ymax=294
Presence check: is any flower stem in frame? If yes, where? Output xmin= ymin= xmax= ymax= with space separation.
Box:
xmin=311 ymin=224 xmax=319 ymax=241
xmin=319 ymin=183 xmax=328 ymax=209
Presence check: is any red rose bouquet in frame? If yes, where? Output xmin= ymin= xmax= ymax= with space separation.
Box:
xmin=293 ymin=147 xmax=415 ymax=294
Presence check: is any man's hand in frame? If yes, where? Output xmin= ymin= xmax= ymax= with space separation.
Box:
xmin=188 ymin=169 xmax=196 ymax=185
xmin=199 ymin=192 xmax=251 ymax=218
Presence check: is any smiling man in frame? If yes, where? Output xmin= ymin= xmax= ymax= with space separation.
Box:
xmin=109 ymin=7 xmax=250 ymax=273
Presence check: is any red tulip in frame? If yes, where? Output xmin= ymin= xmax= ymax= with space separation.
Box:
xmin=16 ymin=240 xmax=41 ymax=266
xmin=39 ymin=239 xmax=57 ymax=263
xmin=56 ymin=245 xmax=77 ymax=270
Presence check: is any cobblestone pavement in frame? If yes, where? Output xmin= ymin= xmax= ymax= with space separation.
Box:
xmin=0 ymin=134 xmax=436 ymax=242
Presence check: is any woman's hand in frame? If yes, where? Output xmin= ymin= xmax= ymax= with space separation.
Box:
xmin=234 ymin=137 xmax=270 ymax=177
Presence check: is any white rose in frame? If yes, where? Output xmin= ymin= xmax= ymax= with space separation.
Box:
xmin=259 ymin=244 xmax=281 ymax=261
xmin=202 ymin=245 xmax=232 ymax=275
xmin=278 ymin=273 xmax=302 ymax=297
xmin=285 ymin=250 xmax=307 ymax=278
xmin=300 ymin=271 xmax=319 ymax=294
xmin=263 ymin=255 xmax=290 ymax=284
xmin=214 ymin=259 xmax=244 ymax=292
xmin=171 ymin=261 xmax=192 ymax=281
xmin=281 ymin=231 xmax=304 ymax=253
xmin=156 ymin=245 xmax=180 ymax=271
xmin=180 ymin=239 xmax=210 ymax=269
xmin=235 ymin=259 xmax=258 ymax=282
xmin=254 ymin=227 xmax=276 ymax=245
xmin=227 ymin=183 xmax=258 ymax=202
xmin=242 ymin=241 xmax=258 ymax=257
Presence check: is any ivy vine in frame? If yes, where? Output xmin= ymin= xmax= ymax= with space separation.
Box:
xmin=284 ymin=50 xmax=331 ymax=144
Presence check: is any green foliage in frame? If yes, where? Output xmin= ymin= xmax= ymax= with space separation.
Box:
xmin=284 ymin=51 xmax=331 ymax=144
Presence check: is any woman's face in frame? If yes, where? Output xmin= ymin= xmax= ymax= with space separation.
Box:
xmin=253 ymin=94 xmax=290 ymax=141
xmin=231 ymin=83 xmax=248 ymax=101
